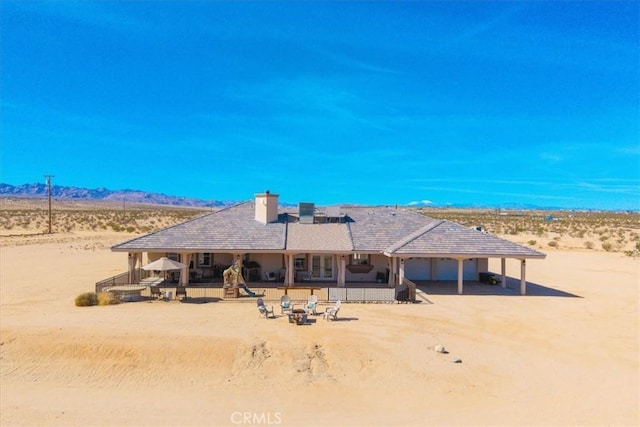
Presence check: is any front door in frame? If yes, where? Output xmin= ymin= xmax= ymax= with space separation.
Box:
xmin=311 ymin=255 xmax=334 ymax=280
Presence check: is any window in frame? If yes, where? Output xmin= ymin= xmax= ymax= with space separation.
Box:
xmin=198 ymin=253 xmax=211 ymax=267
xmin=294 ymin=256 xmax=306 ymax=269
xmin=350 ymin=253 xmax=370 ymax=265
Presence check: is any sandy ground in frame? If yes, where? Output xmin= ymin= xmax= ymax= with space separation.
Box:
xmin=1 ymin=233 xmax=638 ymax=427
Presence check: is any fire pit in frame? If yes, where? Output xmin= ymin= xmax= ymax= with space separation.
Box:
xmin=287 ymin=309 xmax=308 ymax=325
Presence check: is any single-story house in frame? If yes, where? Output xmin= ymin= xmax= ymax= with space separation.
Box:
xmin=105 ymin=191 xmax=545 ymax=298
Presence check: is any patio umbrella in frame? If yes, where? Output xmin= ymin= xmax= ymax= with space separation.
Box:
xmin=142 ymin=257 xmax=186 ymax=271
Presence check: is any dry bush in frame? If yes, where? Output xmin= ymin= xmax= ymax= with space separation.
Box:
xmin=97 ymin=292 xmax=120 ymax=305
xmin=75 ymin=292 xmax=97 ymax=307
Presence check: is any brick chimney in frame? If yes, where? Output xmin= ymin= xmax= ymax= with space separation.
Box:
xmin=254 ymin=191 xmax=279 ymax=224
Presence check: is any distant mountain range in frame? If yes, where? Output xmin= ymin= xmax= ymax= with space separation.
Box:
xmin=0 ymin=183 xmax=231 ymax=208
xmin=0 ymin=182 xmax=628 ymax=211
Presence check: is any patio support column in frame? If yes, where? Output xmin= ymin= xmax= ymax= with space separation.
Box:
xmin=457 ymin=258 xmax=464 ymax=295
xmin=399 ymin=258 xmax=405 ymax=285
xmin=180 ymin=253 xmax=192 ymax=285
xmin=520 ymin=259 xmax=527 ymax=295
xmin=391 ymin=257 xmax=398 ymax=285
xmin=282 ymin=254 xmax=288 ymax=285
xmin=338 ymin=255 xmax=346 ymax=287
xmin=287 ymin=254 xmax=294 ymax=286
xmin=134 ymin=253 xmax=142 ymax=282
xmin=128 ymin=253 xmax=135 ymax=284
xmin=501 ymin=258 xmax=507 ymax=288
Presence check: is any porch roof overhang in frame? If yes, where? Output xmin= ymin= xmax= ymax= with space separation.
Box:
xmin=383 ymin=220 xmax=546 ymax=260
xmin=382 ymin=251 xmax=547 ymax=260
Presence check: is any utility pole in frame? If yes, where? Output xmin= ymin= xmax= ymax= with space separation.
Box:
xmin=44 ymin=175 xmax=54 ymax=234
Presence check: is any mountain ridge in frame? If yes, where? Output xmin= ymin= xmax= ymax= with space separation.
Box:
xmin=1 ymin=182 xmax=631 ymax=211
xmin=0 ymin=183 xmax=231 ymax=208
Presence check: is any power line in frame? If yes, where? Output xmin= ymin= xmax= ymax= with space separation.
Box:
xmin=44 ymin=175 xmax=54 ymax=234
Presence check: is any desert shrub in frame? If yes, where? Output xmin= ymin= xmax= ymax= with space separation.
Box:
xmin=126 ymin=226 xmax=136 ymax=233
xmin=75 ymin=292 xmax=98 ymax=307
xmin=601 ymin=242 xmax=613 ymax=252
xmin=547 ymin=241 xmax=558 ymax=248
xmin=97 ymin=292 xmax=120 ymax=305
xmin=528 ymin=240 xmax=537 ymax=246
xmin=584 ymin=241 xmax=594 ymax=249
xmin=508 ymin=225 xmax=524 ymax=235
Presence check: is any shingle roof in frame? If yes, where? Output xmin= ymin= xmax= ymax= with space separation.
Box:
xmin=112 ymin=201 xmax=545 ymax=259
xmin=112 ymin=202 xmax=286 ymax=252
xmin=385 ymin=220 xmax=545 ymax=258
xmin=287 ymin=223 xmax=353 ymax=252
xmin=344 ymin=206 xmax=440 ymax=251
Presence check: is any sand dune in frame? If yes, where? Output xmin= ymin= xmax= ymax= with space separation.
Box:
xmin=1 ymin=233 xmax=638 ymax=426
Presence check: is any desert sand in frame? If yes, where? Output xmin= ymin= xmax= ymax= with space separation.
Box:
xmin=1 ymin=231 xmax=638 ymax=427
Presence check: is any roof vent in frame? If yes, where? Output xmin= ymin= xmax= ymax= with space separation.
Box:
xmin=299 ymin=202 xmax=315 ymax=224
xmin=326 ymin=205 xmax=344 ymax=223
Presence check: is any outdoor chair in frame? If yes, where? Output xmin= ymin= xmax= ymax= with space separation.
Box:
xmin=257 ymin=298 xmax=275 ymax=318
xmin=305 ymin=295 xmax=319 ymax=315
xmin=280 ymin=295 xmax=292 ymax=315
xmin=264 ymin=272 xmax=276 ymax=282
xmin=323 ymin=300 xmax=341 ymax=321
xmin=149 ymin=286 xmax=162 ymax=300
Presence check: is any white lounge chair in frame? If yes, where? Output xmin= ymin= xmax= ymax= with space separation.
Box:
xmin=323 ymin=300 xmax=341 ymax=321
xmin=280 ymin=295 xmax=292 ymax=315
xmin=305 ymin=295 xmax=318 ymax=315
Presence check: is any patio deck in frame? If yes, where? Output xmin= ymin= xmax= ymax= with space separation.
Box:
xmin=133 ymin=280 xmax=398 ymax=302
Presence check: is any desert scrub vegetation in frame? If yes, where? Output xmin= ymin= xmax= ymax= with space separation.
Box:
xmin=419 ymin=208 xmax=640 ymax=253
xmin=624 ymin=242 xmax=640 ymax=258
xmin=77 ymin=291 xmax=123 ymax=306
xmin=97 ymin=291 xmax=120 ymax=305
xmin=0 ymin=198 xmax=209 ymax=235
xmin=75 ymin=292 xmax=98 ymax=307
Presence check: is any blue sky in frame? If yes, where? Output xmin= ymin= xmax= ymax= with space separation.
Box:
xmin=1 ymin=1 xmax=638 ymax=209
